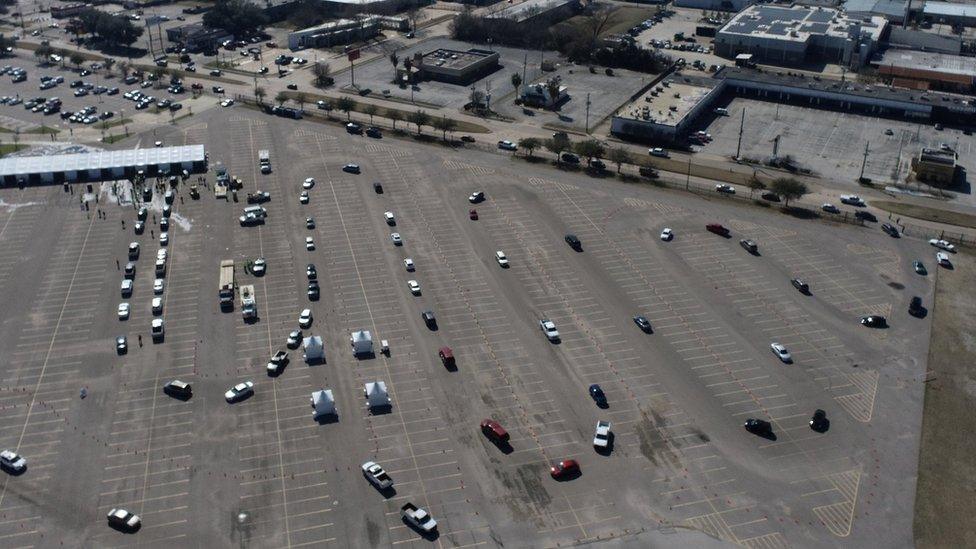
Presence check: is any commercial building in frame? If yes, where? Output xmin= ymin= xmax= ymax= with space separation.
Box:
xmin=611 ymin=75 xmax=722 ymax=142
xmin=911 ymin=147 xmax=957 ymax=185
xmin=611 ymin=66 xmax=976 ymax=143
xmin=922 ymin=1 xmax=976 ymax=27
xmin=485 ymin=0 xmax=581 ymax=27
xmin=842 ymin=0 xmax=909 ymax=24
xmin=166 ymin=24 xmax=233 ymax=53
xmin=397 ymin=48 xmax=499 ymax=85
xmin=714 ymin=5 xmax=886 ymax=68
xmin=0 ymin=145 xmax=207 ymax=185
xmin=50 ymin=3 xmax=89 ymax=18
xmin=288 ymin=18 xmax=380 ymax=49
xmin=885 ymin=27 xmax=961 ymax=55
xmin=873 ymin=49 xmax=976 ymax=92
xmin=520 ymin=77 xmax=569 ymax=108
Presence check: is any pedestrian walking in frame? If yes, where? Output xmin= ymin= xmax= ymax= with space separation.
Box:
xmin=116 ymin=259 xmax=120 ymax=270
xmin=138 ymin=334 xmax=142 ymax=347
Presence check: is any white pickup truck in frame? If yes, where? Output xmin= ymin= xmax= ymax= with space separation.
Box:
xmin=401 ymin=503 xmax=437 ymax=532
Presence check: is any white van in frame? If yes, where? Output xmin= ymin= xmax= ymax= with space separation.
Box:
xmin=713 ymin=107 xmax=729 ymax=116
xmin=242 ymin=205 xmax=267 ymax=218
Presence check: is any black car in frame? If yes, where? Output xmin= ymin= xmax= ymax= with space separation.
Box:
xmin=761 ymin=191 xmax=780 ymax=202
xmin=633 ymin=315 xmax=652 ymax=333
xmin=565 ymin=234 xmax=582 ymax=251
xmin=160 ymin=217 xmax=169 ymax=231
xmin=373 ymin=182 xmax=383 ymax=194
xmin=791 ymin=278 xmax=810 ymax=294
xmin=744 ymin=418 xmax=772 ymax=436
xmin=422 ymin=310 xmax=437 ymax=329
xmin=137 ymin=207 xmax=148 ymax=221
xmin=308 ymin=281 xmax=320 ymax=301
xmin=881 ymin=223 xmax=900 ymax=237
xmin=163 ymin=380 xmax=192 ymax=399
xmin=908 ymin=296 xmax=924 ymax=317
xmin=588 ymin=384 xmax=608 ymax=407
xmin=469 ymin=191 xmax=485 ymax=204
xmin=306 ymin=263 xmax=317 ymax=280
xmin=809 ymin=409 xmax=828 ymax=432
xmin=854 ymin=210 xmax=877 ymax=222
xmin=860 ymin=315 xmax=887 ymax=328
xmin=365 ymin=126 xmax=382 ymax=138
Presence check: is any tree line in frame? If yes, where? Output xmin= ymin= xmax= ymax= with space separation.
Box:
xmin=74 ymin=8 xmax=144 ymax=48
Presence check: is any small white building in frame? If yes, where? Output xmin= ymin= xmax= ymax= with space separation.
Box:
xmin=521 ymin=78 xmax=569 ymax=108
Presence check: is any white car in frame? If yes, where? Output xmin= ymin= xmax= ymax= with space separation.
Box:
xmin=770 ymin=342 xmax=792 ymax=363
xmin=157 ymin=248 xmax=168 ymax=261
xmin=121 ymin=279 xmax=133 ymax=297
xmin=252 ymin=258 xmax=266 ymax=276
xmin=305 ymin=236 xmax=315 ymax=250
xmin=107 ymin=508 xmax=141 ymax=530
xmin=840 ymin=194 xmax=865 ymax=206
xmin=154 ymin=140 xmax=163 ymax=147
xmin=151 ymin=297 xmax=163 ymax=315
xmin=0 ymin=450 xmax=26 ymax=473
xmin=539 ymin=319 xmax=560 ymax=341
xmin=117 ymin=302 xmax=130 ymax=320
xmin=649 ymin=147 xmax=669 ymax=158
xmin=224 ymin=381 xmax=254 ymax=402
xmin=715 ymin=184 xmax=735 ymax=194
xmin=660 ymin=228 xmax=673 ymax=241
xmin=303 ymin=177 xmax=315 ymax=189
xmin=937 ymin=251 xmax=952 ymax=267
xmin=361 ymin=461 xmax=394 ymax=489
xmin=153 ymin=278 xmax=164 ymax=294
xmin=497 ymin=140 xmax=517 ymax=151
xmin=495 ymin=250 xmax=509 ymax=267
xmin=220 ymin=98 xmax=234 ymax=107
xmin=929 ymin=239 xmax=956 ymax=253
xmin=404 ymin=258 xmax=415 ymax=271
xmin=300 ymin=191 xmax=309 ymax=204
xmin=384 ymin=211 xmax=395 ymax=225
xmin=593 ymin=420 xmax=611 ymax=449
xmin=299 ymin=308 xmax=312 ymax=328
xmin=159 ymin=232 xmax=168 ymax=246
xmin=407 ymin=280 xmax=421 ymax=295
xmin=391 ymin=233 xmax=402 ymax=245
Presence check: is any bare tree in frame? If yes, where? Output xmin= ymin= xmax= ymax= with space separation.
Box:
xmin=362 ymin=103 xmax=378 ymax=124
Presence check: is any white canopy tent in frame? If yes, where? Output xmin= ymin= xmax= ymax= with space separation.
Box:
xmin=311 ymin=389 xmax=336 ymax=419
xmin=304 ymin=335 xmax=324 ymax=363
xmin=364 ymin=381 xmax=391 ymax=409
xmin=350 ymin=330 xmax=373 ymax=356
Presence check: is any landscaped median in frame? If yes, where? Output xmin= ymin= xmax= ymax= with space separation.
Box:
xmin=277 ymin=91 xmax=491 ymax=134
xmin=872 ymin=200 xmax=976 ymax=230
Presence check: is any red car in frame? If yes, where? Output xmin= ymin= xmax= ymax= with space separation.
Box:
xmin=469 ymin=209 xmax=478 ymax=220
xmin=480 ymin=419 xmax=509 ymax=443
xmin=438 ymin=346 xmax=455 ymax=368
xmin=706 ymin=223 xmax=730 ymax=236
xmin=550 ymin=459 xmax=580 ymax=479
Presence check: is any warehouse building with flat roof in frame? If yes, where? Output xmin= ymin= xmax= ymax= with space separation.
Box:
xmin=714 ymin=5 xmax=886 ymax=67
xmin=485 ymin=0 xmax=581 ymax=26
xmin=0 ymin=145 xmax=207 ymax=185
xmin=923 ymin=1 xmax=976 ymax=27
xmin=873 ymin=49 xmax=976 ymax=92
xmin=398 ymin=48 xmax=500 ymax=85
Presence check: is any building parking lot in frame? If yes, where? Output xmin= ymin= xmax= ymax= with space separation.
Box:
xmin=0 ymin=107 xmax=934 ymax=547
xmin=700 ymin=97 xmax=976 ymax=192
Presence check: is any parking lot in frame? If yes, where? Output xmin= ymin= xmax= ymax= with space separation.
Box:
xmin=701 ymin=97 xmax=976 ymax=193
xmin=0 ymin=106 xmax=935 ymax=547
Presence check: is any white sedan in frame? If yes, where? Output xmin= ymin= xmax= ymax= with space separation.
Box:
xmin=302 ymin=177 xmax=315 ymax=189
xmin=220 ymin=98 xmax=235 ymax=107
xmin=593 ymin=420 xmax=611 ymax=449
xmin=0 ymin=450 xmax=26 ymax=473
xmin=299 ymin=191 xmax=309 ymax=204
xmin=770 ymin=342 xmax=792 ymax=363
xmin=929 ymin=239 xmax=956 ymax=253
xmin=299 ymin=308 xmax=313 ymax=328
xmin=224 ymin=381 xmax=254 ymax=403
xmin=107 ymin=508 xmax=141 ymax=530
xmin=660 ymin=228 xmax=673 ymax=241
xmin=117 ymin=302 xmax=130 ymax=320
xmin=391 ymin=233 xmax=402 ymax=246
xmin=539 ymin=319 xmax=560 ymax=341
xmin=497 ymin=140 xmax=517 ymax=151
xmin=153 ymin=278 xmax=164 ymax=294
xmin=305 ymin=236 xmax=315 ymax=251
xmin=407 ymin=280 xmax=421 ymax=295
xmin=159 ymin=232 xmax=168 ymax=246
xmin=384 ymin=211 xmax=395 ymax=225
xmin=403 ymin=258 xmax=415 ymax=271
xmin=937 ymin=251 xmax=952 ymax=267
xmin=495 ymin=250 xmax=509 ymax=267
xmin=362 ymin=461 xmax=394 ymax=489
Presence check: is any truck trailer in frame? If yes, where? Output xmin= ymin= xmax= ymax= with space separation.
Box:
xmin=219 ymin=260 xmax=235 ymax=309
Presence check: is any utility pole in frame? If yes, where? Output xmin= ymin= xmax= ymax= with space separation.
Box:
xmin=858 ymin=141 xmax=870 ymax=182
xmin=522 ymin=53 xmax=527 ymax=91
xmin=686 ymin=156 xmax=691 ymax=190
xmin=735 ymin=107 xmax=745 ymax=160
xmin=585 ymin=93 xmax=591 ymax=134
xmin=771 ymin=134 xmax=780 ymax=159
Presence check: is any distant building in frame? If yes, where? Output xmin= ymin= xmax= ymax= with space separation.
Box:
xmin=873 ymin=49 xmax=976 ymax=92
xmin=166 ymin=24 xmax=232 ymax=53
xmin=912 ymin=147 xmax=957 ymax=185
xmin=288 ymin=18 xmax=379 ymax=49
xmin=886 ymin=27 xmax=961 ymax=55
xmin=50 ymin=3 xmax=89 ymax=19
xmin=714 ymin=5 xmax=886 ymax=68
xmin=521 ymin=77 xmax=569 ymax=108
xmin=923 ymin=1 xmax=976 ymax=27
xmin=842 ymin=0 xmax=909 ymax=24
xmin=485 ymin=0 xmax=581 ymax=27
xmin=397 ymin=48 xmax=499 ymax=85
xmin=673 ymin=0 xmax=753 ymax=12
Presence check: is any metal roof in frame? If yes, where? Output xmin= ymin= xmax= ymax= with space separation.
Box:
xmin=923 ymin=1 xmax=976 ymax=18
xmin=0 ymin=145 xmax=205 ymax=178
